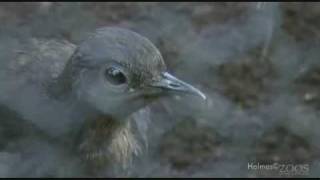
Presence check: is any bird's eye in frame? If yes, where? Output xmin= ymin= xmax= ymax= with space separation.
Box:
xmin=105 ymin=67 xmax=127 ymax=85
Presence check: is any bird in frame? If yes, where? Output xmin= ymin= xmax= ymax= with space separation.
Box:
xmin=0 ymin=27 xmax=206 ymax=177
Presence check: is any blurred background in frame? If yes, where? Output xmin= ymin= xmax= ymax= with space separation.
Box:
xmin=0 ymin=2 xmax=320 ymax=177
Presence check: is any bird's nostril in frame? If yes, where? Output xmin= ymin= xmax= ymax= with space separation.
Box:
xmin=168 ymin=83 xmax=180 ymax=89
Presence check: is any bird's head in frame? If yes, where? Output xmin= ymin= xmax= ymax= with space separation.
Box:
xmin=62 ymin=27 xmax=206 ymax=119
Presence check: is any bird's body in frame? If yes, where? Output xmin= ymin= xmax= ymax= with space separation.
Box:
xmin=0 ymin=27 xmax=205 ymax=177
xmin=0 ymin=36 xmax=150 ymax=176
xmin=1 ymin=38 xmax=78 ymax=136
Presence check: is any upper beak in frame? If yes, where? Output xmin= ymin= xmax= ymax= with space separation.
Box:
xmin=150 ymin=72 xmax=206 ymax=100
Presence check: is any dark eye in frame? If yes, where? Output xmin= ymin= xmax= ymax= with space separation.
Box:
xmin=105 ymin=67 xmax=127 ymax=85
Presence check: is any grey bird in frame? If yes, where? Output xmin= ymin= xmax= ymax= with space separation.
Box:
xmin=0 ymin=27 xmax=206 ymax=177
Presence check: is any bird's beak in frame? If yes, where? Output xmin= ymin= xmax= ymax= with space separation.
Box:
xmin=150 ymin=72 xmax=206 ymax=100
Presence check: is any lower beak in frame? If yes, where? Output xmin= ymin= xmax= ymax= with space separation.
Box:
xmin=150 ymin=72 xmax=206 ymax=100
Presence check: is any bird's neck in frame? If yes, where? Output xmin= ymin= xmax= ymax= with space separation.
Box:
xmin=74 ymin=114 xmax=140 ymax=174
xmin=46 ymin=66 xmax=140 ymax=172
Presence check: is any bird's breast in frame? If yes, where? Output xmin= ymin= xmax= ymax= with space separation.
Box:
xmin=77 ymin=115 xmax=140 ymax=172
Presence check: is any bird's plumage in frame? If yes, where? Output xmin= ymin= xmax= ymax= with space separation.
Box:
xmin=0 ymin=27 xmax=205 ymax=177
xmin=0 ymin=28 xmax=154 ymax=176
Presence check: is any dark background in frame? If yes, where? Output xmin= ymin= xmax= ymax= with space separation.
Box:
xmin=0 ymin=2 xmax=320 ymax=177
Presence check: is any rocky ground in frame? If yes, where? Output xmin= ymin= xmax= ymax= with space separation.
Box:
xmin=0 ymin=2 xmax=320 ymax=177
